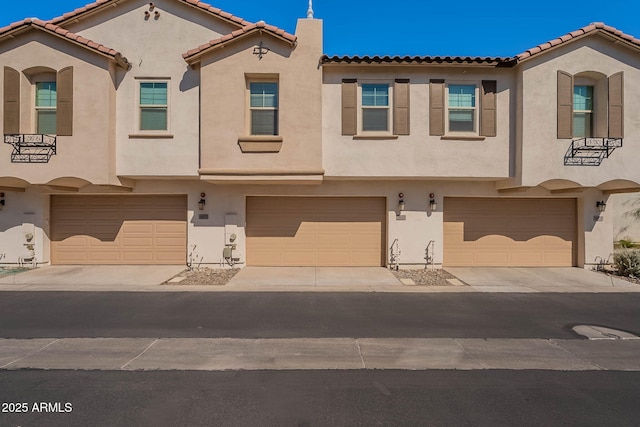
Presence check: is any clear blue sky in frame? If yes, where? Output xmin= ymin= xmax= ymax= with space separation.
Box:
xmin=2 ymin=0 xmax=639 ymax=57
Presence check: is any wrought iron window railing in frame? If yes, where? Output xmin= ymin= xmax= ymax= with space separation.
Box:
xmin=4 ymin=134 xmax=57 ymax=163
xmin=564 ymin=137 xmax=622 ymax=166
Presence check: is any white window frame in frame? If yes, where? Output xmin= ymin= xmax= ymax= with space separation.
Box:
xmin=573 ymin=84 xmax=594 ymax=138
xmin=32 ymin=72 xmax=58 ymax=135
xmin=358 ymin=81 xmax=393 ymax=135
xmin=248 ymin=79 xmax=279 ymax=136
xmin=136 ymin=78 xmax=170 ymax=134
xmin=445 ymin=82 xmax=479 ymax=135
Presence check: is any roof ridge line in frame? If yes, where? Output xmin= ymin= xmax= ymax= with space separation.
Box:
xmin=47 ymin=0 xmax=251 ymax=28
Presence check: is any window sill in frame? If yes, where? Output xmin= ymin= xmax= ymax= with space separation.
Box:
xmin=129 ymin=133 xmax=174 ymax=139
xmin=238 ymin=136 xmax=283 ymax=153
xmin=353 ymin=135 xmax=399 ymax=140
xmin=440 ymin=135 xmax=486 ymax=141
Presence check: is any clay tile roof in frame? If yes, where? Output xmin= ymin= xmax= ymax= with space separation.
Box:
xmin=182 ymin=22 xmax=297 ymax=62
xmin=0 ymin=18 xmax=129 ymax=68
xmin=49 ymin=0 xmax=250 ymax=28
xmin=516 ymin=22 xmax=640 ymax=61
xmin=321 ymin=54 xmax=516 ymax=67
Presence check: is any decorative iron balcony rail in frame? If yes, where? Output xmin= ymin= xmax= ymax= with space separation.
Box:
xmin=4 ymin=134 xmax=57 ymax=163
xmin=564 ymin=137 xmax=622 ymax=166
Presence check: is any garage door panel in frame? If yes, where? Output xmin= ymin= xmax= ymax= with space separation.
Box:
xmin=247 ymin=197 xmax=385 ymax=267
xmin=444 ymin=198 xmax=576 ymax=267
xmin=51 ymin=195 xmax=186 ymax=265
xmin=475 ymin=251 xmax=510 ymax=265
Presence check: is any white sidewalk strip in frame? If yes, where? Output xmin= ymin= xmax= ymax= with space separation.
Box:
xmin=1 ymin=338 xmax=639 ymax=371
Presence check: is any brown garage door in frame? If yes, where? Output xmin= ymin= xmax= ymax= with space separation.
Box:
xmin=51 ymin=195 xmax=187 ymax=265
xmin=443 ymin=198 xmax=576 ymax=267
xmin=246 ymin=197 xmax=386 ymax=266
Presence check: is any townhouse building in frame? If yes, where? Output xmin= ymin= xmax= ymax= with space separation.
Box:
xmin=1 ymin=0 xmax=639 ymax=269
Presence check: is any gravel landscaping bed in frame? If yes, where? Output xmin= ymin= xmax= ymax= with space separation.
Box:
xmin=598 ymin=270 xmax=640 ymax=286
xmin=164 ymin=268 xmax=240 ymax=286
xmin=392 ymin=268 xmax=463 ymax=286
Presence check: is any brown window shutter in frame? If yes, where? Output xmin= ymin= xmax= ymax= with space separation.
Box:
xmin=608 ymin=72 xmax=624 ymax=139
xmin=429 ymin=79 xmax=445 ymax=136
xmin=393 ymin=79 xmax=410 ymax=135
xmin=56 ymin=66 xmax=73 ymax=136
xmin=341 ymin=79 xmax=357 ymax=135
xmin=557 ymin=70 xmax=573 ymax=139
xmin=3 ymin=67 xmax=21 ymax=134
xmin=480 ymin=80 xmax=497 ymax=137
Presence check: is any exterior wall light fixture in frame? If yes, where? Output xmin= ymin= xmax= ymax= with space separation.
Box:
xmin=0 ymin=192 xmax=4 ymax=210
xmin=596 ymin=200 xmax=606 ymax=213
xmin=398 ymin=193 xmax=405 ymax=212
xmin=429 ymin=193 xmax=437 ymax=211
xmin=198 ymin=192 xmax=206 ymax=210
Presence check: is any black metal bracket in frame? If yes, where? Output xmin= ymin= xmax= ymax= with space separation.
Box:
xmin=564 ymin=137 xmax=622 ymax=166
xmin=4 ymin=134 xmax=57 ymax=163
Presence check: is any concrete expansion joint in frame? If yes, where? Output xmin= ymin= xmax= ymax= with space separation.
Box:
xmin=120 ymin=338 xmax=159 ymax=370
xmin=0 ymin=338 xmax=59 ymax=369
xmin=355 ymin=338 xmax=366 ymax=368
xmin=548 ymin=339 xmax=605 ymax=371
xmin=452 ymin=338 xmax=489 ymax=369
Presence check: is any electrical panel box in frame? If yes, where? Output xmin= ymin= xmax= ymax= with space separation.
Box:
xmin=223 ymin=247 xmax=232 ymax=258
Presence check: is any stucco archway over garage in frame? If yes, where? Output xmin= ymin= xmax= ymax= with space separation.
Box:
xmin=0 ymin=177 xmax=29 ymax=192
xmin=443 ymin=198 xmax=577 ymax=267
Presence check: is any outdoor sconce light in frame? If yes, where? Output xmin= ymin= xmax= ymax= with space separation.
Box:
xmin=596 ymin=200 xmax=606 ymax=213
xmin=154 ymin=11 xmax=160 ymax=19
xmin=148 ymin=2 xmax=155 ymax=10
xmin=429 ymin=193 xmax=437 ymax=211
xmin=0 ymin=192 xmax=4 ymax=210
xmin=398 ymin=193 xmax=405 ymax=212
xmin=198 ymin=192 xmax=206 ymax=210
xmin=144 ymin=10 xmax=150 ymax=19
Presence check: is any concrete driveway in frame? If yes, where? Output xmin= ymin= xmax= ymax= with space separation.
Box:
xmin=447 ymin=267 xmax=640 ymax=293
xmin=0 ymin=265 xmax=185 ymax=289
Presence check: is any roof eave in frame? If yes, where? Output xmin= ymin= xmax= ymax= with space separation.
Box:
xmin=184 ymin=30 xmax=297 ymax=65
xmin=321 ymin=56 xmax=517 ymax=68
xmin=0 ymin=22 xmax=130 ymax=69
xmin=516 ymin=28 xmax=640 ymax=64
xmin=50 ymin=0 xmax=249 ymax=29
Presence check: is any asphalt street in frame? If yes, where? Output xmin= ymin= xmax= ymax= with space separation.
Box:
xmin=2 ymin=370 xmax=640 ymax=426
xmin=0 ymin=292 xmax=639 ymax=339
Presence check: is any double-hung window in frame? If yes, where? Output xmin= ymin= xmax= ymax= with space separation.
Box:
xmin=250 ymin=82 xmax=278 ymax=135
xmin=362 ymin=83 xmax=389 ymax=132
xmin=573 ymin=86 xmax=593 ymax=138
xmin=36 ymin=82 xmax=57 ymax=134
xmin=447 ymin=84 xmax=476 ymax=133
xmin=140 ymin=81 xmax=168 ymax=131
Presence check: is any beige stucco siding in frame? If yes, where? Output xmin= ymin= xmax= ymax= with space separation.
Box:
xmin=0 ymin=32 xmax=116 ymax=185
xmin=198 ymin=19 xmax=323 ymax=175
xmin=518 ymin=35 xmax=640 ymax=189
xmin=322 ymin=66 xmax=515 ymax=179
xmin=63 ymin=0 xmax=245 ymax=178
